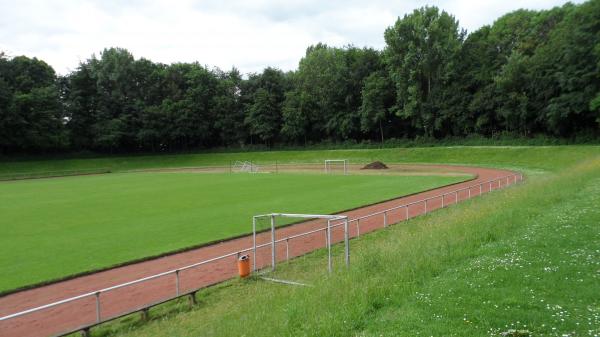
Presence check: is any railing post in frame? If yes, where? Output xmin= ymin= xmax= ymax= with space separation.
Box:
xmin=285 ymin=238 xmax=289 ymax=260
xmin=188 ymin=292 xmax=197 ymax=307
xmin=344 ymin=218 xmax=350 ymax=267
xmin=383 ymin=211 xmax=388 ymax=228
xmin=175 ymin=270 xmax=180 ymax=296
xmin=252 ymin=217 xmax=257 ymax=272
xmin=327 ymin=220 xmax=332 ymax=273
xmin=95 ymin=291 xmax=101 ymax=324
xmin=270 ymin=215 xmax=276 ymax=271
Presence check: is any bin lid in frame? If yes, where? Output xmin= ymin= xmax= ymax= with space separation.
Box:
xmin=238 ymin=254 xmax=249 ymax=261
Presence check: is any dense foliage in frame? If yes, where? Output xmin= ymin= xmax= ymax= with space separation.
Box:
xmin=1 ymin=0 xmax=599 ymax=153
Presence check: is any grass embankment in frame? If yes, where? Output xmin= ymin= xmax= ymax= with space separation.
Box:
xmin=0 ymin=173 xmax=465 ymax=293
xmin=1 ymin=145 xmax=599 ymax=175
xmin=86 ymin=148 xmax=599 ymax=337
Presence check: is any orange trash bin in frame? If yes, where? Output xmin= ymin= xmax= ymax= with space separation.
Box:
xmin=237 ymin=255 xmax=250 ymax=278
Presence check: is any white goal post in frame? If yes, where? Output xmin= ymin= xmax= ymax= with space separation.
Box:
xmin=252 ymin=213 xmax=350 ymax=274
xmin=324 ymin=159 xmax=348 ymax=175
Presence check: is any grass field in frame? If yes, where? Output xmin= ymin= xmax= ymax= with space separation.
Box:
xmin=63 ymin=146 xmax=599 ymax=337
xmin=0 ymin=171 xmax=467 ymax=292
xmin=2 ymin=145 xmax=600 ymax=176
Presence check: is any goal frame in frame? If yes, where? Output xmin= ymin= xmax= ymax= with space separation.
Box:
xmin=324 ymin=159 xmax=348 ymax=175
xmin=252 ymin=213 xmax=350 ymax=274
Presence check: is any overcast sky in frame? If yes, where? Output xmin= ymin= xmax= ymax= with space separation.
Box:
xmin=0 ymin=0 xmax=583 ymax=75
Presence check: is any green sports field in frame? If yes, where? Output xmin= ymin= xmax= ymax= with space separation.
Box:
xmin=75 ymin=146 xmax=600 ymax=337
xmin=0 ymin=170 xmax=468 ymax=292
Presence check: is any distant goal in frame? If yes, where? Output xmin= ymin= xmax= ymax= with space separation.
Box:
xmin=232 ymin=160 xmax=260 ymax=173
xmin=324 ymin=159 xmax=348 ymax=175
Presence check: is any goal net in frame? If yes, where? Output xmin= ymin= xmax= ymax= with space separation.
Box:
xmin=233 ymin=160 xmax=260 ymax=173
xmin=250 ymin=213 xmax=349 ymax=283
xmin=324 ymin=159 xmax=348 ymax=175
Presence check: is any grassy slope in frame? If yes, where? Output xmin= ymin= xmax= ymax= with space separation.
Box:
xmin=1 ymin=145 xmax=600 ymax=175
xmin=0 ymin=172 xmax=465 ymax=292
xmin=85 ymin=147 xmax=600 ymax=337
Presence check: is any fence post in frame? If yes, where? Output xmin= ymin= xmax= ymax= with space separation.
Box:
xmin=252 ymin=217 xmax=257 ymax=272
xmin=285 ymin=238 xmax=289 ymax=260
xmin=405 ymin=206 xmax=409 ymax=220
xmin=344 ymin=218 xmax=350 ymax=267
xmin=327 ymin=220 xmax=332 ymax=273
xmin=480 ymin=183 xmax=482 ymax=195
xmin=188 ymin=292 xmax=197 ymax=307
xmin=455 ymin=191 xmax=458 ymax=203
xmin=383 ymin=211 xmax=388 ymax=228
xmin=175 ymin=270 xmax=180 ymax=296
xmin=441 ymin=194 xmax=445 ymax=208
xmin=468 ymin=188 xmax=471 ymax=199
xmin=95 ymin=292 xmax=101 ymax=324
xmin=270 ymin=215 xmax=276 ymax=271
xmin=356 ymin=219 xmax=360 ymax=237
xmin=424 ymin=199 xmax=428 ymax=214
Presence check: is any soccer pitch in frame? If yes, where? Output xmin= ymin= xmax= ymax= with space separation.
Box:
xmin=0 ymin=171 xmax=468 ymax=292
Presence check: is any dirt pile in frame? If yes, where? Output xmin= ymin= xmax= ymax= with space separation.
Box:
xmin=361 ymin=161 xmax=389 ymax=170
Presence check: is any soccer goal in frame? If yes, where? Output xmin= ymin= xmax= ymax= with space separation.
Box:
xmin=232 ymin=160 xmax=260 ymax=173
xmin=251 ymin=213 xmax=350 ymax=276
xmin=324 ymin=159 xmax=348 ymax=175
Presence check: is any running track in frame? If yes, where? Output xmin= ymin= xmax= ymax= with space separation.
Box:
xmin=0 ymin=165 xmax=519 ymax=337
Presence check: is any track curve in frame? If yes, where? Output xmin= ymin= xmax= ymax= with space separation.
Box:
xmin=0 ymin=164 xmax=519 ymax=337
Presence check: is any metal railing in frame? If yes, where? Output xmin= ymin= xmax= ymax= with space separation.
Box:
xmin=0 ymin=172 xmax=523 ymax=337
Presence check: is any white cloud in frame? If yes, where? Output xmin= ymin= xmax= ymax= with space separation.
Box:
xmin=0 ymin=0 xmax=584 ymax=75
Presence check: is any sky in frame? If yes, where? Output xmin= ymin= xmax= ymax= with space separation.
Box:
xmin=0 ymin=0 xmax=583 ymax=75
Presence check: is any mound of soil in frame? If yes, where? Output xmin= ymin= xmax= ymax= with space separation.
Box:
xmin=361 ymin=161 xmax=389 ymax=170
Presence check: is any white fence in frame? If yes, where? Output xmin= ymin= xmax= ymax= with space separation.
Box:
xmin=0 ymin=172 xmax=523 ymax=337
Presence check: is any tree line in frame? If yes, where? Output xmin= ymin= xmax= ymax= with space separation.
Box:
xmin=1 ymin=0 xmax=599 ymax=154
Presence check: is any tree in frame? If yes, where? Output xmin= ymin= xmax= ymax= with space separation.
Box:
xmin=494 ymin=51 xmax=533 ymax=135
xmin=0 ymin=55 xmax=66 ymax=153
xmin=527 ymin=0 xmax=600 ymax=135
xmin=213 ymin=68 xmax=246 ymax=146
xmin=359 ymin=71 xmax=395 ymax=143
xmin=283 ymin=44 xmax=381 ymax=142
xmin=384 ymin=6 xmax=465 ymax=137
xmin=244 ymin=67 xmax=286 ymax=145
